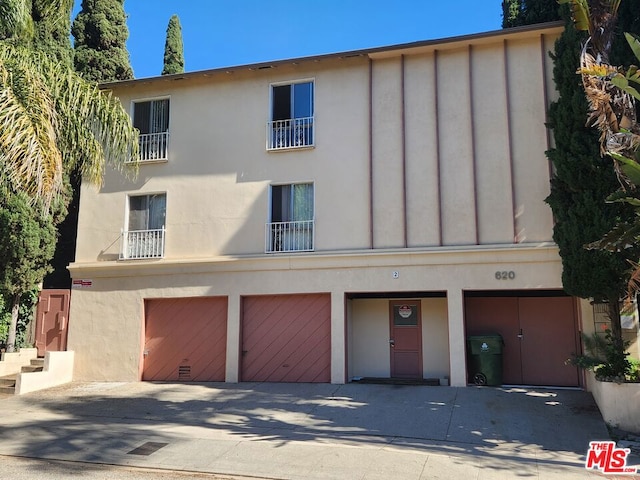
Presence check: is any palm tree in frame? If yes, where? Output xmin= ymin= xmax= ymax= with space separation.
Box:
xmin=0 ymin=0 xmax=138 ymax=213
xmin=0 ymin=0 xmax=139 ymax=351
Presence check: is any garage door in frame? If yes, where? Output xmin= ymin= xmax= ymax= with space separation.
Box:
xmin=143 ymin=297 xmax=228 ymax=381
xmin=242 ymin=294 xmax=331 ymax=382
xmin=465 ymin=295 xmax=580 ymax=387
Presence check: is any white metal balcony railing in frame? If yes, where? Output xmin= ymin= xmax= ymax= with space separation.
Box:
xmin=267 ymin=117 xmax=314 ymax=150
xmin=265 ymin=220 xmax=314 ymax=253
xmin=120 ymin=228 xmax=165 ymax=259
xmin=138 ymin=132 xmax=169 ymax=161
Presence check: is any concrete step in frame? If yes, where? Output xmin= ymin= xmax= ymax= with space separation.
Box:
xmin=20 ymin=365 xmax=43 ymax=373
xmin=30 ymin=358 xmax=44 ymax=367
xmin=0 ymin=375 xmax=16 ymax=387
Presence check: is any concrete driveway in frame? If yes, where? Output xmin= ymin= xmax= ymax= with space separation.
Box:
xmin=0 ymin=382 xmax=623 ymax=479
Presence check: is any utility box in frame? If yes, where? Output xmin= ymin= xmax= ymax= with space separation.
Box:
xmin=467 ymin=334 xmax=504 ymax=386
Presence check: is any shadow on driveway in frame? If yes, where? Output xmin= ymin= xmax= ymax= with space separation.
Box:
xmin=0 ymin=382 xmax=611 ymax=478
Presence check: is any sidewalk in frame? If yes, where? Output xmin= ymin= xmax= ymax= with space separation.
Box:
xmin=0 ymin=382 xmax=629 ymax=479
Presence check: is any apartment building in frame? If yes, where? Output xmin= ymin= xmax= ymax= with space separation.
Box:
xmin=67 ymin=22 xmax=591 ymax=387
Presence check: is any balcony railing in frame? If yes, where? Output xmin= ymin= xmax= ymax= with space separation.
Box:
xmin=265 ymin=220 xmax=314 ymax=253
xmin=120 ymin=228 xmax=165 ymax=259
xmin=266 ymin=117 xmax=314 ymax=150
xmin=138 ymin=132 xmax=169 ymax=161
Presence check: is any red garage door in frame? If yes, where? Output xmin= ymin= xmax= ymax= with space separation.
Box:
xmin=465 ymin=295 xmax=580 ymax=387
xmin=242 ymin=294 xmax=331 ymax=382
xmin=143 ymin=297 xmax=227 ymax=381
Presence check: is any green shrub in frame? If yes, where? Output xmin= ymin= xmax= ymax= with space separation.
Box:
xmin=568 ymin=330 xmax=637 ymax=383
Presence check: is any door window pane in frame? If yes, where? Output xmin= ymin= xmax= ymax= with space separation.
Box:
xmin=292 ymin=183 xmax=313 ymax=221
xmin=293 ymin=82 xmax=313 ymax=118
xmin=393 ymin=304 xmax=418 ymax=326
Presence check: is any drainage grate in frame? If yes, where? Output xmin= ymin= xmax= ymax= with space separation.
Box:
xmin=127 ymin=442 xmax=168 ymax=456
xmin=178 ymin=365 xmax=191 ymax=380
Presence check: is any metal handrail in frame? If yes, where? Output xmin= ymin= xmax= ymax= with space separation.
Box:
xmin=120 ymin=227 xmax=165 ymax=259
xmin=265 ymin=220 xmax=314 ymax=252
xmin=266 ymin=117 xmax=314 ymax=150
xmin=138 ymin=132 xmax=169 ymax=161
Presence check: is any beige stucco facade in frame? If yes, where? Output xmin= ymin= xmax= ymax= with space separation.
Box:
xmin=68 ymin=23 xmax=594 ymax=386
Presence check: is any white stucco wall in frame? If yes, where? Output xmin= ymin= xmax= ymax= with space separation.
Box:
xmin=348 ymin=296 xmax=450 ymax=380
xmin=350 ymin=299 xmax=390 ymax=378
xmin=68 ymin=246 xmax=565 ymax=382
xmin=77 ymin=26 xmax=561 ymax=264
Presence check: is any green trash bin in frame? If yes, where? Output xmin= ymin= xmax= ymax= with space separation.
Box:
xmin=467 ymin=334 xmax=504 ymax=386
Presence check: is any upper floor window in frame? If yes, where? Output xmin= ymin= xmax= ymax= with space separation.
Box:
xmin=121 ymin=193 xmax=166 ymax=259
xmin=133 ymin=99 xmax=170 ymax=162
xmin=266 ymin=183 xmax=314 ymax=252
xmin=267 ymin=81 xmax=314 ymax=150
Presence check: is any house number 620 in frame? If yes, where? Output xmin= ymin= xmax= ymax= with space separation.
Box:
xmin=495 ymin=271 xmax=516 ymax=280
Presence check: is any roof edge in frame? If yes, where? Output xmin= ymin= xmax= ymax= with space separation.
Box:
xmin=100 ymin=20 xmax=564 ymax=89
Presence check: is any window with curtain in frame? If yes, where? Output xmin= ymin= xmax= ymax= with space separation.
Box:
xmin=133 ymin=99 xmax=170 ymax=161
xmin=271 ymin=183 xmax=314 ymax=222
xmin=129 ymin=194 xmax=166 ymax=231
xmin=133 ymin=99 xmax=170 ymax=134
xmin=268 ymin=183 xmax=314 ymax=252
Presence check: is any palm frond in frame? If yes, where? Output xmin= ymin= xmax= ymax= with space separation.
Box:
xmin=559 ymin=0 xmax=592 ymax=34
xmin=0 ymin=0 xmax=32 ymax=41
xmin=0 ymin=45 xmax=62 ymax=209
xmin=0 ymin=42 xmax=138 ymax=210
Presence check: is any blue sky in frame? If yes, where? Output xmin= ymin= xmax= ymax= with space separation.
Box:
xmin=72 ymin=1 xmax=504 ymax=79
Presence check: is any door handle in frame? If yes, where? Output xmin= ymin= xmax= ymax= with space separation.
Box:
xmin=517 ymin=328 xmax=523 ymax=339
xmin=143 ymin=350 xmax=149 ymax=357
xmin=389 ymin=339 xmax=395 ymax=348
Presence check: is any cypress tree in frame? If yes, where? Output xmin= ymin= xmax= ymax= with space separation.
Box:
xmin=522 ymin=0 xmax=561 ymax=25
xmin=31 ymin=0 xmax=74 ymax=66
xmin=71 ymin=0 xmax=133 ymax=82
xmin=546 ymin=10 xmax=630 ymax=303
xmin=0 ymin=192 xmax=58 ymax=352
xmin=502 ymin=0 xmax=560 ymax=28
xmin=545 ymin=3 xmax=640 ymax=349
xmin=162 ymin=14 xmax=184 ymax=75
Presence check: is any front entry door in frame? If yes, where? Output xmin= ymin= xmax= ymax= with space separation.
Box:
xmin=34 ymin=289 xmax=70 ymax=356
xmin=389 ymin=301 xmax=422 ymax=378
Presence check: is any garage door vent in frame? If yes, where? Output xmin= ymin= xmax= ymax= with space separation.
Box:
xmin=178 ymin=365 xmax=191 ymax=380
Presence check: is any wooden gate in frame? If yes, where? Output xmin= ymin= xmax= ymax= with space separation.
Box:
xmin=34 ymin=289 xmax=70 ymax=356
xmin=465 ymin=294 xmax=580 ymax=386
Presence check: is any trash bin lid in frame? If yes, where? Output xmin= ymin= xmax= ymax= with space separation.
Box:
xmin=467 ymin=334 xmax=503 ymax=354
